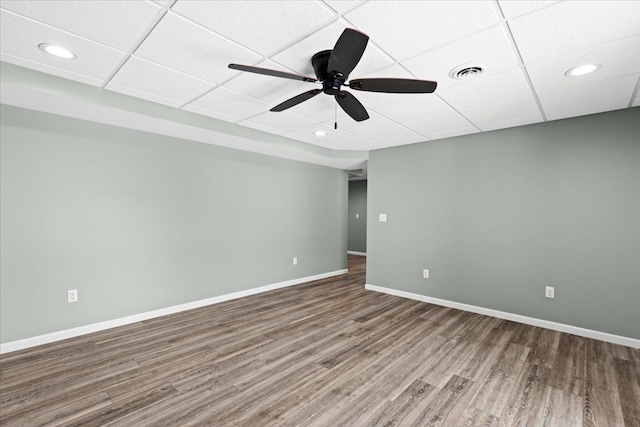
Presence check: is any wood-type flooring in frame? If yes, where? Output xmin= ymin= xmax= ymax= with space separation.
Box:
xmin=1 ymin=254 xmax=639 ymax=426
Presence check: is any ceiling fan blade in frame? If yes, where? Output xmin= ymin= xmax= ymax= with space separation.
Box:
xmin=270 ymin=89 xmax=322 ymax=112
xmin=349 ymin=78 xmax=437 ymax=93
xmin=328 ymin=29 xmax=369 ymax=79
xmin=335 ymin=91 xmax=369 ymax=122
xmin=229 ymin=64 xmax=317 ymax=83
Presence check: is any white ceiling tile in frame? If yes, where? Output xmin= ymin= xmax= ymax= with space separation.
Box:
xmin=508 ymin=1 xmax=640 ymax=64
xmin=1 ymin=52 xmax=103 ymax=86
xmin=238 ymin=110 xmax=318 ymax=134
xmin=438 ymin=67 xmax=532 ymax=111
xmin=460 ymin=96 xmax=541 ymax=126
xmin=349 ymin=115 xmax=415 ymax=142
xmin=0 ymin=10 xmax=127 ymax=82
xmin=183 ymin=104 xmax=239 ymax=123
xmin=381 ymin=135 xmax=430 ymax=147
xmin=134 ymin=12 xmax=261 ymax=84
xmin=403 ymin=25 xmax=519 ymax=90
xmin=284 ymin=93 xmax=338 ymax=123
xmin=327 ymin=111 xmax=423 ymax=144
xmin=171 ymin=1 xmax=335 ymax=56
xmin=477 ymin=115 xmax=542 ymax=132
xmin=0 ymin=0 xmax=161 ymax=51
xmin=404 ymin=111 xmax=475 ymax=136
xmin=223 ymin=60 xmax=319 ymax=104
xmin=108 ymin=56 xmax=214 ymax=105
xmin=526 ymin=35 xmax=640 ymax=94
xmin=497 ymin=1 xmax=560 ymax=20
xmin=323 ymin=1 xmax=365 ymax=15
xmin=344 ymin=1 xmax=500 ymax=60
xmin=545 ymin=99 xmax=631 ymax=122
xmin=283 ymin=121 xmax=377 ymax=150
xmin=372 ymin=94 xmax=453 ymax=124
xmin=186 ymin=87 xmax=271 ymax=122
xmin=427 ymin=127 xmax=479 ymax=140
xmin=106 ymin=83 xmax=182 ymax=108
xmin=272 ymin=20 xmax=393 ymax=77
xmin=336 ymin=140 xmax=386 ymax=151
xmin=236 ymin=120 xmax=279 ymax=134
xmin=2 ymin=0 xmax=637 ymax=155
xmin=538 ymin=73 xmax=639 ymax=120
xmin=283 ymin=132 xmax=339 ymax=149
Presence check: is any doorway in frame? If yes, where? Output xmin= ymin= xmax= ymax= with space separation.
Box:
xmin=347 ymin=179 xmax=367 ymax=256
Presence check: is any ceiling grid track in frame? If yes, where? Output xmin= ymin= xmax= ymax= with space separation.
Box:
xmin=338 ymin=9 xmax=487 ymax=135
xmin=175 ymin=13 xmax=344 ymax=110
xmin=491 ymin=0 xmax=547 ymax=122
xmin=2 ymin=0 xmax=638 ymax=157
xmin=100 ymin=1 xmax=177 ymax=89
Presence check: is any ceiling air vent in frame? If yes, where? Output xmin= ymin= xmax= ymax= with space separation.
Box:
xmin=449 ymin=63 xmax=487 ymax=80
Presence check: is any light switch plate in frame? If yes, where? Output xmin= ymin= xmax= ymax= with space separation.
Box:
xmin=379 ymin=213 xmax=387 ymax=222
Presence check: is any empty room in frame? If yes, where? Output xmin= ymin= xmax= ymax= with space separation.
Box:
xmin=1 ymin=0 xmax=639 ymax=425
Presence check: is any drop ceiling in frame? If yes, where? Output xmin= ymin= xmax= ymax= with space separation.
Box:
xmin=1 ymin=0 xmax=639 ymax=167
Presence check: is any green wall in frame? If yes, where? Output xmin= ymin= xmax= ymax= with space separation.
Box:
xmin=367 ymin=108 xmax=640 ymax=339
xmin=0 ymin=106 xmax=347 ymax=343
xmin=348 ymin=180 xmax=367 ymax=253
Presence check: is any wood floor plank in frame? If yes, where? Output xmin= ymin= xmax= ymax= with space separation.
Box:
xmin=538 ymin=386 xmax=583 ymax=426
xmin=623 ymin=416 xmax=640 ymax=427
xmin=3 ymin=392 xmax=112 ymax=427
xmin=500 ymin=362 xmax=551 ymax=427
xmin=454 ymin=405 xmax=499 ymax=426
xmin=456 ymin=328 xmax=512 ymax=383
xmin=583 ymin=383 xmax=625 ymax=427
xmin=1 ymin=254 xmax=638 ymax=426
xmin=420 ymin=336 xmax=477 ymax=388
xmin=411 ymin=374 xmax=474 ymax=426
xmin=528 ymin=328 xmax=561 ymax=368
xmin=368 ymin=379 xmax=440 ymax=426
xmin=548 ymin=333 xmax=587 ymax=396
xmin=614 ymin=357 xmax=640 ymax=421
xmin=468 ymin=343 xmax=530 ymax=416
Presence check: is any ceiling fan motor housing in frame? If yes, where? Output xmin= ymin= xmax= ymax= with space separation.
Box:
xmin=312 ymin=50 xmax=344 ymax=95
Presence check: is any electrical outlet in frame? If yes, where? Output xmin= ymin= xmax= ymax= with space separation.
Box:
xmin=68 ymin=289 xmax=78 ymax=303
xmin=293 ymin=257 xmax=297 ymax=265
xmin=545 ymin=286 xmax=555 ymax=299
xmin=423 ymin=269 xmax=429 ymax=279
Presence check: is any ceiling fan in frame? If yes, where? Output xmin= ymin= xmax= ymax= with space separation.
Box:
xmin=228 ymin=28 xmax=437 ymax=123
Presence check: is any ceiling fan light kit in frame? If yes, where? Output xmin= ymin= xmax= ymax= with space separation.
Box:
xmin=229 ymin=28 xmax=437 ymax=124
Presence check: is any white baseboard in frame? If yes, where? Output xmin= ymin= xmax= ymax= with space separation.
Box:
xmin=0 ymin=269 xmax=348 ymax=354
xmin=365 ymin=284 xmax=640 ymax=349
xmin=347 ymin=251 xmax=367 ymax=256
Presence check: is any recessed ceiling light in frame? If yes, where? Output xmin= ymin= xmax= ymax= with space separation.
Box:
xmin=313 ymin=130 xmax=326 ymax=137
xmin=38 ymin=43 xmax=77 ymax=60
xmin=565 ymin=64 xmax=600 ymax=77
